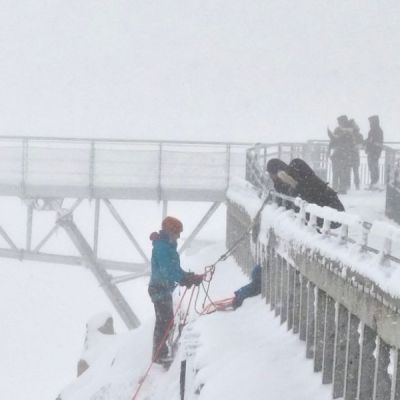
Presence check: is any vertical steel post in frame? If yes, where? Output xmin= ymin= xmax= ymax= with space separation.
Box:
xmin=93 ymin=199 xmax=100 ymax=259
xmin=26 ymin=203 xmax=33 ymax=251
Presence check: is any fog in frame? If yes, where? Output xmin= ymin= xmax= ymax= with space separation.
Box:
xmin=0 ymin=1 xmax=399 ymax=142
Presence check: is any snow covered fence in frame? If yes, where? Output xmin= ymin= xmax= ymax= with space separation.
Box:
xmin=227 ymin=178 xmax=400 ymax=400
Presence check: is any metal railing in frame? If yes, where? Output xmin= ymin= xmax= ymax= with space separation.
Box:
xmin=245 ymin=140 xmax=400 ymax=225
xmin=246 ymin=141 xmax=400 ymax=189
xmin=0 ymin=136 xmax=251 ymax=201
xmin=227 ymin=193 xmax=400 ymax=400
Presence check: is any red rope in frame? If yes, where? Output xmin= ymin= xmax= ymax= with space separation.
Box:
xmin=201 ymin=297 xmax=234 ymax=315
xmin=132 ymin=288 xmax=188 ymax=400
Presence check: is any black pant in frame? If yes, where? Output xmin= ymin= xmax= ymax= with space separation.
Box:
xmin=368 ymin=154 xmax=380 ymax=185
xmin=152 ymin=294 xmax=174 ymax=361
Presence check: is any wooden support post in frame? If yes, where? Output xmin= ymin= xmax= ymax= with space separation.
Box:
xmin=280 ymin=258 xmax=288 ymax=325
xmin=270 ymin=249 xmax=276 ymax=311
xmin=333 ymin=304 xmax=349 ymax=399
xmin=322 ymin=296 xmax=336 ymax=384
xmin=275 ymin=255 xmax=282 ymax=317
xmin=306 ymin=282 xmax=316 ymax=359
xmin=391 ymin=348 xmax=400 ymax=400
xmin=344 ymin=314 xmax=361 ymax=400
xmin=314 ymin=288 xmax=326 ymax=372
xmin=358 ymin=323 xmax=376 ymax=400
xmin=292 ymin=270 xmax=301 ymax=335
xmin=287 ymin=264 xmax=295 ymax=331
xmin=299 ymin=275 xmax=308 ymax=341
xmin=265 ymin=246 xmax=271 ymax=304
xmin=374 ymin=337 xmax=392 ymax=400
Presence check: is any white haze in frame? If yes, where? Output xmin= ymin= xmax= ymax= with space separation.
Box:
xmin=0 ymin=1 xmax=399 ymax=143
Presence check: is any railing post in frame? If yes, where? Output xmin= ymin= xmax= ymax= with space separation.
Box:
xmin=306 ymin=282 xmax=316 ymax=359
xmin=299 ymin=275 xmax=308 ymax=341
xmin=280 ymin=258 xmax=288 ymax=325
xmin=358 ymin=323 xmax=377 ymax=400
xmin=314 ymin=288 xmax=326 ymax=372
xmin=292 ymin=270 xmax=301 ymax=335
xmin=344 ymin=314 xmax=361 ymax=400
xmin=287 ymin=264 xmax=295 ymax=331
xmin=333 ymin=303 xmax=349 ymax=399
xmin=374 ymin=337 xmax=392 ymax=400
xmin=322 ymin=296 xmax=336 ymax=384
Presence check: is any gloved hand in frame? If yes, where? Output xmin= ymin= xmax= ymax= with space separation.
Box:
xmin=179 ymin=272 xmax=204 ymax=288
xmin=191 ymin=273 xmax=204 ymax=287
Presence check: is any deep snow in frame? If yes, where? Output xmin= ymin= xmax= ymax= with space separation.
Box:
xmin=0 ymin=187 xmax=394 ymax=399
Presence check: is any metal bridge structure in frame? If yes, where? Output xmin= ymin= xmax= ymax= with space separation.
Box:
xmin=1 ymin=135 xmax=400 ymax=399
xmin=0 ymin=136 xmax=249 ymax=329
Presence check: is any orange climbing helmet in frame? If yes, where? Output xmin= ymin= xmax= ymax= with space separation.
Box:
xmin=162 ymin=216 xmax=183 ymax=234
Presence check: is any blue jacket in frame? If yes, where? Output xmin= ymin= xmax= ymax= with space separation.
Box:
xmin=232 ymin=264 xmax=262 ymax=309
xmin=148 ymin=231 xmax=186 ymax=303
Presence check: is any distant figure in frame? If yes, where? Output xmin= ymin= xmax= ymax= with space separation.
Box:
xmin=327 ymin=115 xmax=353 ymax=194
xmin=232 ymin=264 xmax=262 ymax=309
xmin=365 ymin=115 xmax=384 ymax=190
xmin=348 ymin=119 xmax=364 ymax=190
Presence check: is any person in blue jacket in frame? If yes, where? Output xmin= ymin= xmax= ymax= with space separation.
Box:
xmin=148 ymin=216 xmax=203 ymax=364
xmin=232 ymin=264 xmax=262 ymax=310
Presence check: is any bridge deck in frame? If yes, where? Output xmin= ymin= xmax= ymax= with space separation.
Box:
xmin=0 ymin=137 xmax=249 ymax=201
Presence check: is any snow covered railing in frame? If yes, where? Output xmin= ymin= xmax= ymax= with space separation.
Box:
xmin=271 ymin=190 xmax=400 ymax=266
xmin=226 ymin=178 xmax=400 ymax=400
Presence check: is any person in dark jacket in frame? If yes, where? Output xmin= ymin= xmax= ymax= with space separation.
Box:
xmin=232 ymin=264 xmax=262 ymax=310
xmin=327 ymin=115 xmax=353 ymax=194
xmin=286 ymin=158 xmax=345 ymax=228
xmin=365 ymin=115 xmax=384 ymax=190
xmin=348 ymin=119 xmax=364 ymax=190
xmin=266 ymin=159 xmax=294 ymax=208
xmin=148 ymin=216 xmax=203 ymax=364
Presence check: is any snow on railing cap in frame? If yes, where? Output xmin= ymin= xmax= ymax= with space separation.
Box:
xmin=305 ymin=203 xmax=361 ymax=226
xmin=227 ymin=177 xmax=263 ymax=219
xmin=370 ymin=221 xmax=400 ymax=242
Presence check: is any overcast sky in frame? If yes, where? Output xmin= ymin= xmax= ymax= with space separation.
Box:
xmin=0 ymin=1 xmax=399 ymax=143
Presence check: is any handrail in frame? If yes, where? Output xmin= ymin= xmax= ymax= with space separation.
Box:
xmin=0 ymin=135 xmax=253 ymax=147
xmin=268 ymin=190 xmax=400 ymax=265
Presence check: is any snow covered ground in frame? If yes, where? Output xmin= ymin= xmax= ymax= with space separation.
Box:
xmin=0 ymin=189 xmax=396 ymax=400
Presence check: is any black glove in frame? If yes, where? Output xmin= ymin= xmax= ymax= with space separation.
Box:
xmin=191 ymin=274 xmax=204 ymax=287
xmin=179 ymin=272 xmax=204 ymax=288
